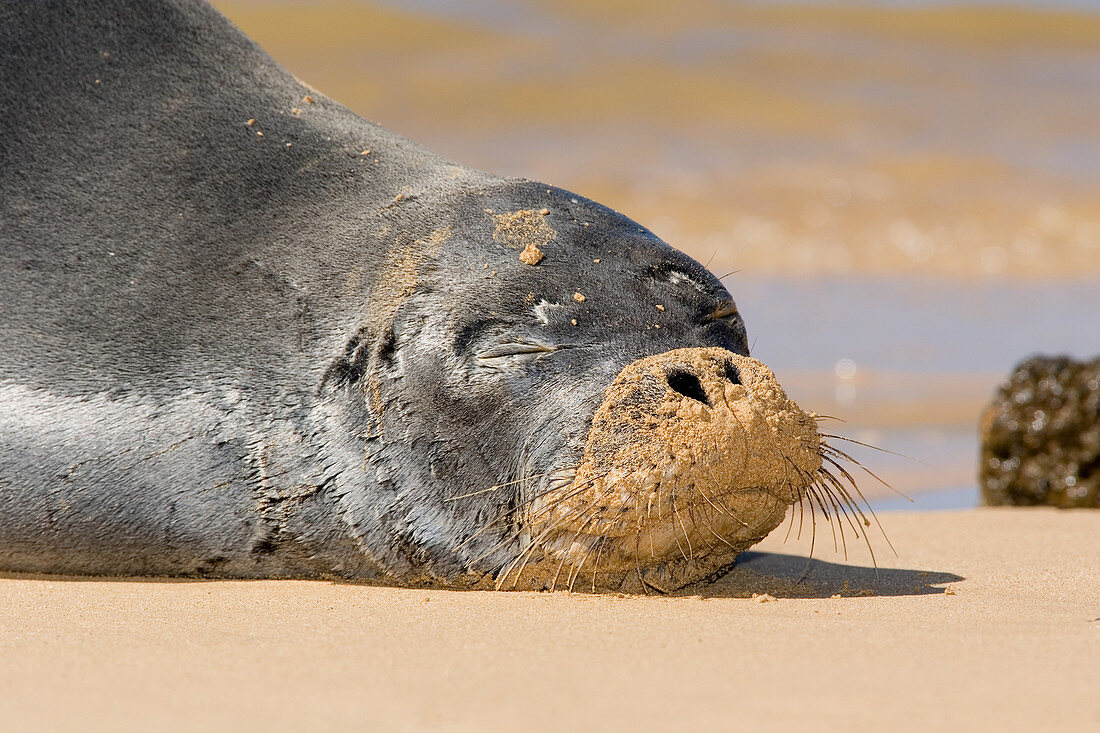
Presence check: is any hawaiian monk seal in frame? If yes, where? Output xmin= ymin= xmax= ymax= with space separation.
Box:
xmin=0 ymin=0 xmax=859 ymax=592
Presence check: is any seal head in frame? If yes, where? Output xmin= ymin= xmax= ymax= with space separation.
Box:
xmin=317 ymin=187 xmax=824 ymax=591
xmin=0 ymin=0 xmax=835 ymax=591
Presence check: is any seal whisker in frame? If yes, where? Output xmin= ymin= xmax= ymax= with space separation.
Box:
xmin=795 ymin=459 xmax=849 ymax=548
xmin=783 ymin=456 xmax=820 ymax=544
xmin=811 ymin=480 xmax=842 ymax=555
xmin=827 ymin=479 xmax=876 ymax=565
xmin=496 ymin=481 xmax=618 ymax=590
xmin=684 ymin=493 xmax=710 ymax=554
xmin=779 ymin=455 xmax=806 ymax=544
xmin=783 ymin=496 xmax=798 ymax=543
xmin=672 ymin=500 xmax=694 ymax=562
xmin=820 ymin=455 xmax=877 ymax=523
xmin=817 ymin=464 xmax=884 ymax=572
xmin=797 ymin=486 xmax=820 ymax=582
xmin=817 ymin=462 xmax=870 ymax=528
xmin=590 ymin=537 xmax=607 ymax=593
xmin=630 ymin=533 xmax=653 ymax=595
xmin=499 ymin=538 xmax=544 ymax=591
xmin=821 ymin=443 xmax=907 ymax=499
xmin=474 ymin=475 xmax=606 ymax=566
xmin=654 ymin=527 xmax=668 ymax=565
xmin=549 ymin=514 xmax=602 ymax=592
xmin=816 ymin=468 xmax=867 ymax=540
xmin=455 ymin=471 xmax=598 ymax=557
xmin=634 ymin=561 xmax=650 ymax=595
xmin=820 ymin=477 xmax=865 ymax=550
xmin=444 ymin=471 xmax=557 ymax=503
xmin=561 ymin=515 xmax=602 ymax=593
xmin=819 ymin=453 xmax=897 ymax=557
xmin=819 ymin=433 xmax=929 ymax=467
xmin=460 ymin=475 xmax=599 ymax=567
xmin=819 ymin=471 xmax=879 ymax=571
xmin=496 ymin=516 xmax=566 ymax=591
xmin=795 ymin=484 xmax=808 ymax=541
xmin=816 ymin=482 xmax=842 ymax=555
xmin=816 ymin=480 xmax=849 ymax=558
xmin=695 ymin=482 xmax=752 ymax=529
xmin=549 ymin=538 xmax=575 ymax=593
xmin=697 ymin=512 xmax=740 ymax=551
xmin=567 ymin=534 xmax=597 ymax=593
xmin=818 ymin=448 xmax=904 ymax=564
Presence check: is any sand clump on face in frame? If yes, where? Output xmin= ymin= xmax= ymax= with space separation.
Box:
xmin=493 ymin=210 xmax=555 ymax=264
xmin=518 ymin=242 xmax=544 ymax=265
xmin=516 ymin=348 xmax=822 ymax=591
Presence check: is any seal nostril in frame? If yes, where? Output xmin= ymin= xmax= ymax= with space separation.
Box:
xmin=668 ymin=370 xmax=710 ymax=405
xmin=724 ymin=361 xmax=741 ymax=385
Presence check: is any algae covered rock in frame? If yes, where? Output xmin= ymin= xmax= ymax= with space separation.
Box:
xmin=980 ymin=355 xmax=1100 ymax=508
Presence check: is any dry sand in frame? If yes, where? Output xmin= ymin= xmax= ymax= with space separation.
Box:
xmin=2 ymin=508 xmax=1096 ymax=732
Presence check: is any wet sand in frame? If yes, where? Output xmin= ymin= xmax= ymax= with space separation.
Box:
xmin=3 ymin=508 xmax=1097 ymax=731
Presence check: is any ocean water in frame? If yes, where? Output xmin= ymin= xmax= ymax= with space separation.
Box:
xmin=738 ymin=275 xmax=1100 ymax=506
xmin=214 ymin=0 xmax=1100 ymax=505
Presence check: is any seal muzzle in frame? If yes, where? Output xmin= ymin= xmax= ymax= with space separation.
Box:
xmin=509 ymin=348 xmax=822 ymax=591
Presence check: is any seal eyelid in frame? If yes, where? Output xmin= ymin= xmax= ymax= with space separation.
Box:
xmin=476 ymin=342 xmax=561 ymax=360
xmin=704 ymin=300 xmax=740 ymax=322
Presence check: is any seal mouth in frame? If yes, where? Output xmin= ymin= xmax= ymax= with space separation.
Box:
xmin=487 ymin=348 xmax=882 ymax=593
xmin=498 ymin=479 xmax=800 ymax=593
xmin=521 ymin=485 xmax=790 ymax=575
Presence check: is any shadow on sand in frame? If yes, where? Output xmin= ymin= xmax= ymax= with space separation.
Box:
xmin=689 ymin=551 xmax=964 ymax=599
xmin=0 ymin=553 xmax=964 ymax=599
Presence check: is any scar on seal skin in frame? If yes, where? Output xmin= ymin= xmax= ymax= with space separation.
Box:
xmin=0 ymin=0 xmax=884 ymax=592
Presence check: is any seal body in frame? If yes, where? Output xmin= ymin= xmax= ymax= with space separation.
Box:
xmin=0 ymin=0 xmax=824 ymax=590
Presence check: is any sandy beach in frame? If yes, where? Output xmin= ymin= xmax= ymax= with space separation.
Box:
xmin=3 ymin=2 xmax=1098 ymax=731
xmin=3 ymin=508 xmax=1096 ymax=731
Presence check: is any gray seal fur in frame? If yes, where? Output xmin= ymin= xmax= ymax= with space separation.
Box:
xmin=0 ymin=0 xmax=776 ymax=587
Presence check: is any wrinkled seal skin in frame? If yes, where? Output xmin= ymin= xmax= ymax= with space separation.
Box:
xmin=0 ymin=0 xmax=821 ymax=591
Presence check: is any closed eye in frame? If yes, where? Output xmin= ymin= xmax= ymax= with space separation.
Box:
xmin=704 ymin=300 xmax=739 ymax=322
xmin=476 ymin=342 xmax=560 ymax=361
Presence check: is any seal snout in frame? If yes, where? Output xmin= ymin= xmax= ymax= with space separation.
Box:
xmin=667 ymin=368 xmax=712 ymax=405
xmin=666 ymin=357 xmax=744 ymax=408
xmin=514 ymin=347 xmax=823 ymax=590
